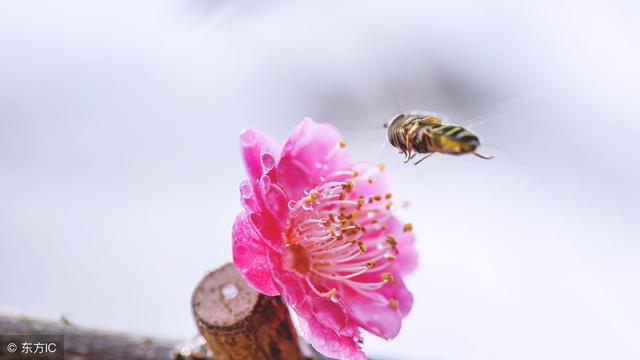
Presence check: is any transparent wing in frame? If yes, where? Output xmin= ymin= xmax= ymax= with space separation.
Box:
xmin=341 ymin=127 xmax=389 ymax=155
xmin=462 ymin=96 xmax=530 ymax=130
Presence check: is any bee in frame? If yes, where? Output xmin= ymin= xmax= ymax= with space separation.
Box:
xmin=385 ymin=111 xmax=493 ymax=164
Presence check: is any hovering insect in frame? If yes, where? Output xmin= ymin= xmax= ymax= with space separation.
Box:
xmin=385 ymin=111 xmax=494 ymax=164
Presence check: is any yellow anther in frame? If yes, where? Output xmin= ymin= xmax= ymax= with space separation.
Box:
xmin=339 ymin=140 xmax=347 ymax=148
xmin=380 ymin=272 xmax=394 ymax=283
xmin=367 ymin=178 xmax=374 ymax=184
xmin=358 ymin=242 xmax=368 ymax=253
xmin=352 ymin=170 xmax=359 ymax=178
xmin=366 ymin=260 xmax=376 ymax=268
xmin=342 ymin=180 xmax=354 ymax=192
xmin=385 ymin=235 xmax=397 ymax=246
xmin=385 ymin=193 xmax=392 ymax=199
xmin=403 ymin=223 xmax=413 ymax=232
xmin=373 ymin=194 xmax=382 ymax=201
xmin=378 ymin=163 xmax=385 ymax=171
xmin=304 ymin=189 xmax=320 ymax=203
xmin=357 ymin=196 xmax=365 ymax=208
xmin=386 ymin=255 xmax=396 ymax=261
xmin=385 ymin=201 xmax=393 ymax=210
xmin=388 ymin=298 xmax=399 ymax=309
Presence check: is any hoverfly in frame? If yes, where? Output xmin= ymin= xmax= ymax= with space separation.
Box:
xmin=385 ymin=111 xmax=494 ymax=165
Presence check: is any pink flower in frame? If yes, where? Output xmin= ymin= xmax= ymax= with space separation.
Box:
xmin=232 ymin=118 xmax=418 ymax=360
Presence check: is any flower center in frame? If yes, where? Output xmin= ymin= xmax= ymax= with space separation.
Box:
xmin=282 ymin=164 xmax=410 ymax=306
xmin=284 ymin=243 xmax=311 ymax=275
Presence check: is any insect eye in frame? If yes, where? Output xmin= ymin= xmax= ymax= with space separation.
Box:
xmin=386 ymin=114 xmax=404 ymax=129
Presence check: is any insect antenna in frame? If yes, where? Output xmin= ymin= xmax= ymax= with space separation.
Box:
xmin=386 ymin=74 xmax=404 ymax=114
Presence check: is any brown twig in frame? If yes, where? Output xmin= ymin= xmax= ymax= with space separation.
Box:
xmin=0 ymin=314 xmax=180 ymax=360
xmin=192 ymin=263 xmax=309 ymax=360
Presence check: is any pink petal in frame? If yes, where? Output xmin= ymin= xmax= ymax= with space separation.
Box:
xmin=277 ymin=118 xmax=351 ymax=199
xmin=239 ymin=127 xmax=281 ymax=184
xmin=355 ymin=269 xmax=414 ymax=318
xmin=376 ymin=275 xmax=414 ymax=318
xmin=237 ymin=128 xmax=287 ymax=248
xmin=258 ymin=180 xmax=290 ymax=224
xmin=268 ymin=252 xmax=356 ymax=337
xmin=339 ymin=285 xmax=403 ymax=340
xmin=276 ymin=279 xmax=363 ymax=340
xmin=237 ymin=128 xmax=291 ymax=250
xmin=267 ymin=250 xmax=314 ymax=319
xmin=231 ymin=212 xmax=279 ymax=296
xmin=310 ymin=293 xmax=353 ymax=337
xmin=239 ymin=177 xmax=289 ymax=251
xmin=273 ymin=271 xmax=314 ymax=320
xmin=298 ymin=316 xmax=366 ymax=360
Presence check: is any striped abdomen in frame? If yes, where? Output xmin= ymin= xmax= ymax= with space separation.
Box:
xmin=417 ymin=124 xmax=480 ymax=155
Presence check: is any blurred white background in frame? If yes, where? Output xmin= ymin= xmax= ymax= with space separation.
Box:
xmin=1 ymin=1 xmax=639 ymax=359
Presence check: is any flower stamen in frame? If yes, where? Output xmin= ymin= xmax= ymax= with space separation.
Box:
xmin=388 ymin=298 xmax=399 ymax=309
xmin=380 ymin=272 xmax=394 ymax=283
xmin=282 ymin=166 xmax=408 ymax=310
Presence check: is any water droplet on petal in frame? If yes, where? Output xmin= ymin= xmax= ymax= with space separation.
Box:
xmin=314 ymin=162 xmax=323 ymax=169
xmin=261 ymin=152 xmax=276 ymax=171
xmin=302 ymin=202 xmax=313 ymax=210
xmin=260 ymin=174 xmax=271 ymax=189
xmin=288 ymin=200 xmax=297 ymax=210
xmin=239 ymin=180 xmax=253 ymax=198
xmin=331 ymin=292 xmax=340 ymax=303
xmin=240 ymin=129 xmax=256 ymax=146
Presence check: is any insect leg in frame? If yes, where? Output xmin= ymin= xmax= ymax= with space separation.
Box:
xmin=404 ymin=153 xmax=417 ymax=163
xmin=473 ymin=152 xmax=494 ymax=160
xmin=404 ymin=133 xmax=413 ymax=161
xmin=414 ymin=153 xmax=433 ymax=165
